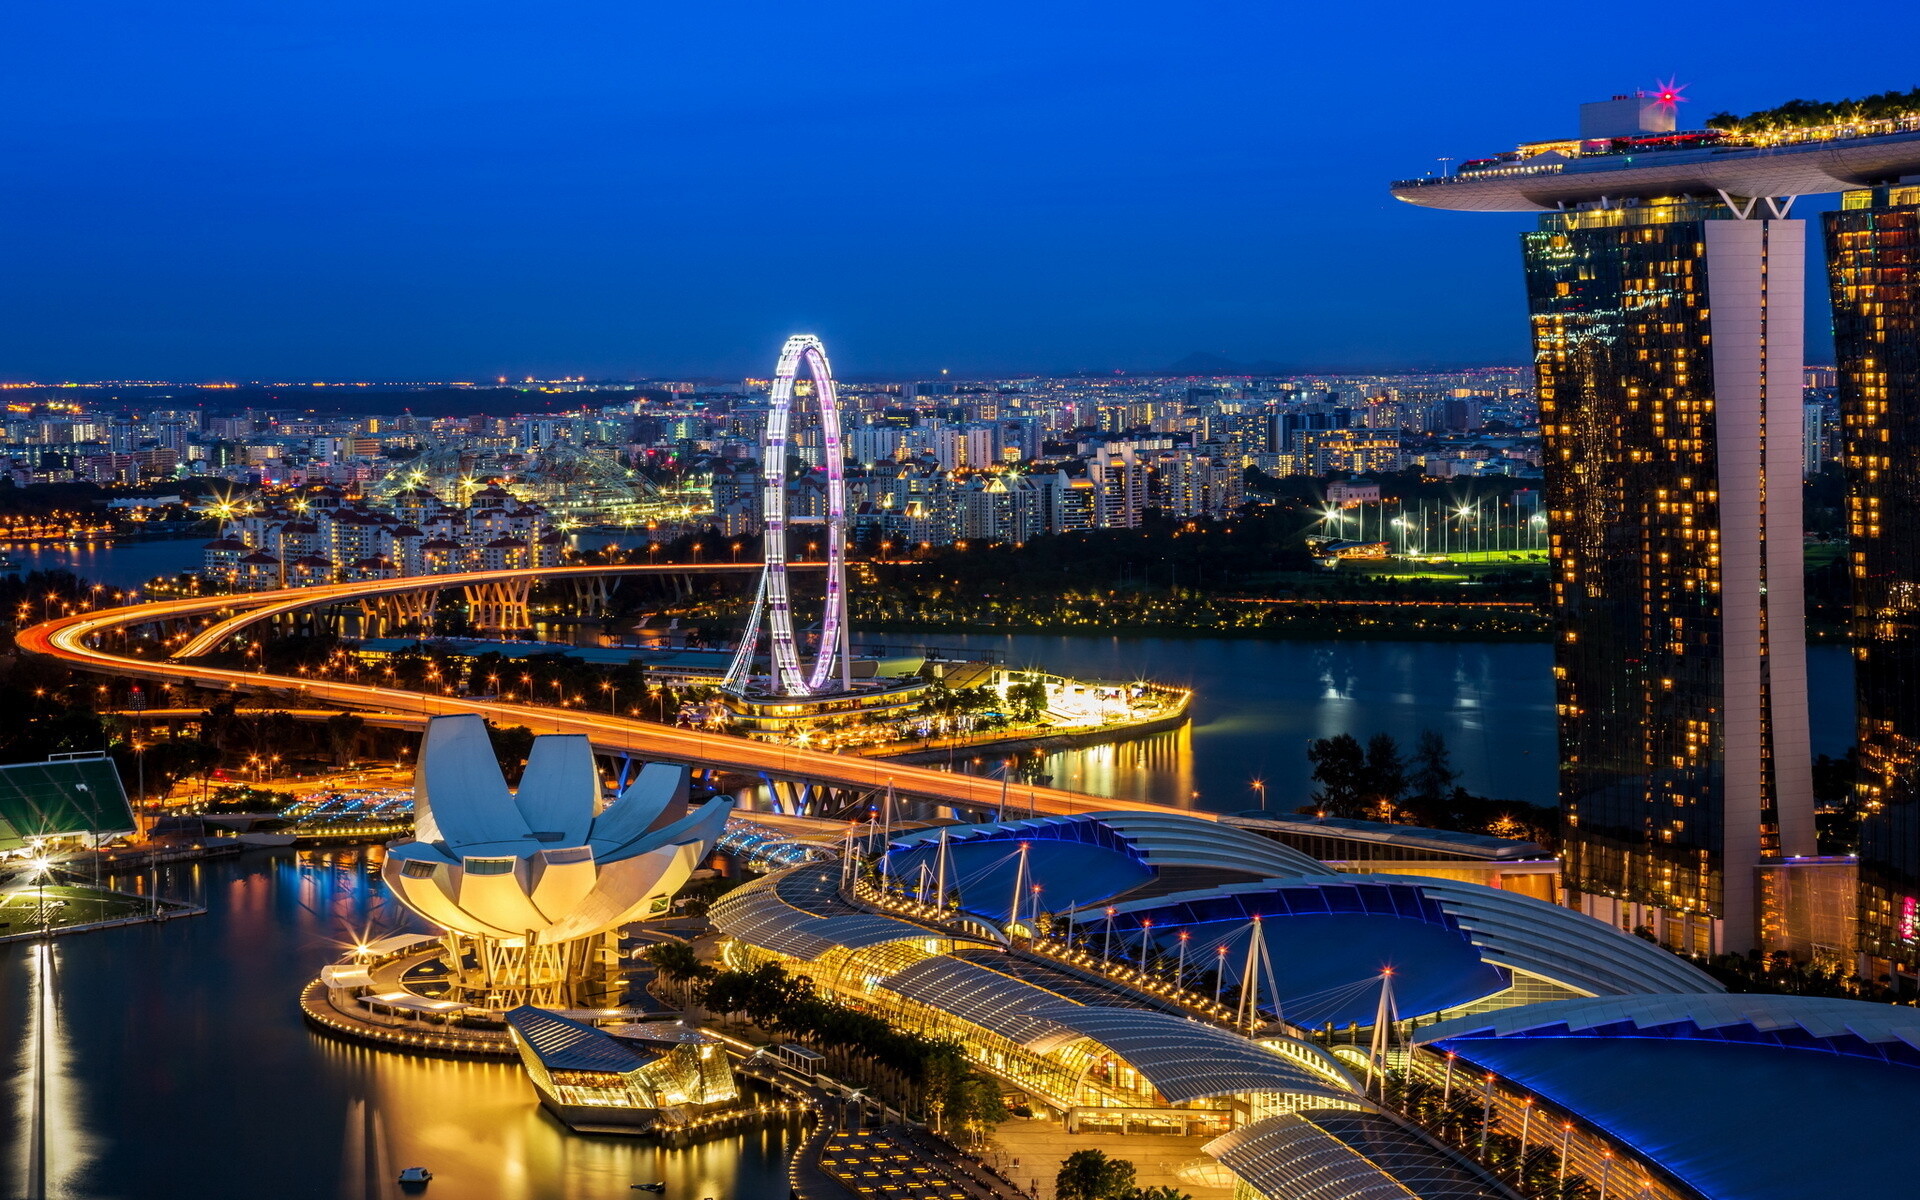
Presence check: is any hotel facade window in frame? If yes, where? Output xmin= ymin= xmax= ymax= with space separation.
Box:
xmin=1826 ymin=185 xmax=1920 ymax=982
xmin=1524 ymin=197 xmax=1815 ymax=953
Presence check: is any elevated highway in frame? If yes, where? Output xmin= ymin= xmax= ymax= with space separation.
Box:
xmin=18 ymin=565 xmax=1206 ymax=822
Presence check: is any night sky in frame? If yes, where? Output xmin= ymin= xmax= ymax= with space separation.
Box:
xmin=3 ymin=1 xmax=1911 ymax=381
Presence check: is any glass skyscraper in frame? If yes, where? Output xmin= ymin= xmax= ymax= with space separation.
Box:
xmin=1524 ymin=199 xmax=1816 ymax=955
xmin=1827 ymin=184 xmax=1920 ymax=978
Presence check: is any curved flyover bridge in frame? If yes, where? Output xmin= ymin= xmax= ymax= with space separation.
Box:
xmin=17 ymin=564 xmax=1202 ymax=822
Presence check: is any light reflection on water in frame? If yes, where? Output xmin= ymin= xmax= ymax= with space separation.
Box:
xmin=0 ymin=851 xmax=789 ymax=1200
xmin=8 ymin=942 xmax=94 ymax=1200
xmin=940 ymin=635 xmax=1857 ymax=811
xmin=321 ymin=1039 xmax=781 ymax=1200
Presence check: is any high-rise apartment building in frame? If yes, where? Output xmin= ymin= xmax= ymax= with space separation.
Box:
xmin=1826 ymin=183 xmax=1920 ymax=980
xmin=1802 ymin=403 xmax=1828 ymax=477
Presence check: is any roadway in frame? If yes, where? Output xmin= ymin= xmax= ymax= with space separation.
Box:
xmin=17 ymin=565 xmax=1209 ymax=821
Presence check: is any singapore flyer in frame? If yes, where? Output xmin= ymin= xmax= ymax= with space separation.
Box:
xmin=722 ymin=334 xmax=851 ymax=698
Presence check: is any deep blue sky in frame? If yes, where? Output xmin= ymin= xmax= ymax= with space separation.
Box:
xmin=2 ymin=2 xmax=1911 ymax=381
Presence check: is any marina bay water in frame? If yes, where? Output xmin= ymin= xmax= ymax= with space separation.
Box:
xmin=4 ymin=537 xmax=1860 ymax=808
xmin=932 ymin=634 xmax=1859 ymax=813
xmin=0 ymin=851 xmax=791 ymax=1200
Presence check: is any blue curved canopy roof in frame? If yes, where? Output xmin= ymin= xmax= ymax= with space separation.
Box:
xmin=889 ymin=812 xmax=1323 ymax=878
xmin=1419 ymin=993 xmax=1920 ymax=1066
xmin=1078 ymin=879 xmax=1509 ymax=1026
xmin=886 ymin=835 xmax=1152 ymax=922
xmin=1417 ymin=996 xmax=1920 ymax=1200
xmin=1361 ymin=873 xmax=1722 ymax=997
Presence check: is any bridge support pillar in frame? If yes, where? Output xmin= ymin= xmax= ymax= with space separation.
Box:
xmin=569 ymin=576 xmax=614 ymax=619
xmin=464 ymin=578 xmax=530 ymax=633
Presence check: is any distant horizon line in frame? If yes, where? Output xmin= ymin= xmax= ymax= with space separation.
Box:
xmin=0 ymin=364 xmax=1557 ymax=391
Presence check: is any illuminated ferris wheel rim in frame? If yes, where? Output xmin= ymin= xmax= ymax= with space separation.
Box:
xmin=747 ymin=334 xmax=850 ymax=697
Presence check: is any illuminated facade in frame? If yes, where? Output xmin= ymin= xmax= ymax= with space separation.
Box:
xmin=1390 ymin=96 xmax=1864 ymax=954
xmin=1524 ymin=197 xmax=1815 ymax=955
xmin=708 ymin=810 xmax=1722 ymax=1196
xmin=723 ymin=334 xmax=852 ymax=698
xmin=505 ymin=1006 xmax=739 ymax=1133
xmin=380 ymin=714 xmax=731 ymax=1009
xmin=1827 ymin=184 xmax=1920 ymax=977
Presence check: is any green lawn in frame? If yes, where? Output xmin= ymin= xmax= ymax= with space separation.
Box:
xmin=0 ymin=884 xmax=154 ymax=935
xmin=1338 ymin=556 xmax=1548 ymax=581
xmin=1805 ymin=542 xmax=1847 ymax=569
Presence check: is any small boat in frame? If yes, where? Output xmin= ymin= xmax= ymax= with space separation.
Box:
xmin=398 ymin=1166 xmax=433 ymax=1186
xmin=631 ymin=1185 xmax=666 ymax=1194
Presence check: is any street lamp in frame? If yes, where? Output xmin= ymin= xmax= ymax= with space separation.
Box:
xmin=29 ymin=854 xmax=54 ymax=937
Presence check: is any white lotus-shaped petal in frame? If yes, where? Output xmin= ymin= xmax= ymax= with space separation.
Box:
xmin=382 ymin=714 xmax=730 ymax=946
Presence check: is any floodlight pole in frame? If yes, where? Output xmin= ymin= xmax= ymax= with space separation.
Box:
xmin=1236 ymin=915 xmax=1282 ymax=1033
xmin=933 ymin=828 xmax=950 ymax=911
xmin=1517 ymin=1099 xmax=1533 ymax=1184
xmin=1007 ymin=842 xmax=1029 ymax=931
xmin=1367 ymin=968 xmax=1396 ymax=1099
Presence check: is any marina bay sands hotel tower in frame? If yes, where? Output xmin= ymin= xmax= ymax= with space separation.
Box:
xmin=1395 ymin=91 xmax=1920 ymax=955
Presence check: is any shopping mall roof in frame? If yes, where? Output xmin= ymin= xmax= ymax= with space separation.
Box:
xmin=883 ymin=811 xmax=1327 ymax=921
xmin=1224 ymin=813 xmax=1547 ymax=861
xmin=1418 ymin=993 xmax=1920 ymax=1065
xmin=1417 ymin=996 xmax=1920 ymax=1200
xmin=1035 ymin=1006 xmax=1359 ymax=1105
xmin=708 ymin=879 xmax=940 ymax=960
xmin=1206 ymin=1109 xmax=1513 ymax=1200
xmin=882 ymin=954 xmax=1092 ymax=1048
xmin=0 ymin=754 xmax=136 ymax=851
xmin=707 ymin=867 xmax=978 ymax=962
xmin=1370 ymin=873 xmax=1721 ymax=998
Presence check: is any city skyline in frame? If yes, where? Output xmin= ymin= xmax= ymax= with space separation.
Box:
xmin=13 ymin=6 xmax=1920 ymax=1195
xmin=4 ymin=2 xmax=1915 ymax=380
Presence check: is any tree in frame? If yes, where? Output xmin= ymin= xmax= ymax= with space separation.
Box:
xmin=1056 ymin=1150 xmax=1137 ymax=1200
xmin=325 ymin=712 xmax=365 ymax=766
xmin=1123 ymin=1189 xmax=1193 ymax=1200
xmin=1362 ymin=733 xmax=1407 ymax=817
xmin=946 ymin=1073 xmax=1007 ymax=1145
xmin=644 ymin=940 xmax=712 ymax=1006
xmin=1305 ymin=733 xmax=1367 ymax=817
xmin=1408 ymin=728 xmax=1459 ymax=812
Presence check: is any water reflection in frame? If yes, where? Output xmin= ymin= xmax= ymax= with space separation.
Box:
xmin=319 ymin=1038 xmax=780 ymax=1200
xmin=0 ymin=852 xmax=789 ymax=1200
xmin=935 ymin=635 xmax=1859 ymax=813
xmin=9 ymin=942 xmax=96 ymax=1200
xmin=1035 ymin=725 xmax=1197 ymax=807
